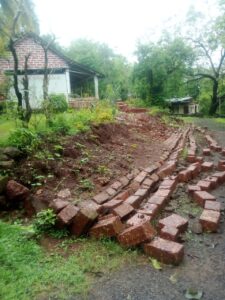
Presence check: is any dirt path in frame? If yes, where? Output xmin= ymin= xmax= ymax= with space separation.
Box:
xmin=78 ymin=119 xmax=225 ymax=300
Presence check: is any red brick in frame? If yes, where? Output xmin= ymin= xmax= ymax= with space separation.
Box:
xmin=134 ymin=171 xmax=148 ymax=183
xmin=196 ymin=156 xmax=203 ymax=163
xmin=89 ymin=216 xmax=124 ymax=238
xmin=144 ymin=237 xmax=184 ymax=265
xmin=212 ymin=172 xmax=225 ymax=184
xmin=187 ymin=163 xmax=201 ymax=178
xmin=204 ymin=200 xmax=221 ymax=212
xmin=160 ymin=226 xmax=179 ymax=241
xmin=118 ymin=222 xmax=156 ymax=247
xmin=57 ymin=204 xmax=79 ymax=225
xmin=142 ymin=178 xmax=154 ymax=189
xmin=150 ymin=173 xmax=160 ymax=183
xmin=201 ymin=161 xmax=214 ymax=172
xmin=111 ymin=181 xmax=122 ymax=190
xmin=178 ymin=169 xmax=192 ymax=182
xmin=138 ymin=203 xmax=159 ymax=217
xmin=148 ymin=194 xmax=167 ymax=208
xmin=204 ymin=176 xmax=218 ymax=189
xmin=116 ymin=190 xmax=131 ymax=201
xmin=144 ymin=165 xmax=158 ymax=174
xmin=222 ymin=149 xmax=225 ymax=156
xmin=70 ymin=206 xmax=98 ymax=236
xmin=112 ymin=203 xmax=134 ymax=219
xmin=157 ymin=161 xmax=176 ymax=178
xmin=199 ymin=209 xmax=220 ymax=232
xmin=103 ymin=199 xmax=123 ymax=212
xmin=214 ymin=145 xmax=222 ymax=152
xmin=159 ymin=213 xmax=188 ymax=233
xmin=49 ymin=198 xmax=69 ymax=213
xmin=119 ymin=176 xmax=130 ymax=186
xmin=124 ymin=195 xmax=142 ymax=208
xmin=187 ymin=155 xmax=196 ymax=163
xmin=126 ymin=213 xmax=151 ymax=226
xmin=106 ymin=187 xmax=117 ymax=197
xmin=134 ymin=188 xmax=149 ymax=199
xmin=129 ymin=181 xmax=140 ymax=193
xmin=203 ymin=148 xmax=211 ymax=155
xmin=187 ymin=185 xmax=201 ymax=195
xmin=159 ymin=179 xmax=177 ymax=192
xmin=154 ymin=189 xmax=171 ymax=199
xmin=197 ymin=180 xmax=212 ymax=191
xmin=93 ymin=192 xmax=109 ymax=204
xmin=6 ymin=180 xmax=30 ymax=201
xmin=193 ymin=191 xmax=216 ymax=207
xmin=78 ymin=200 xmax=102 ymax=214
xmin=98 ymin=213 xmax=115 ymax=221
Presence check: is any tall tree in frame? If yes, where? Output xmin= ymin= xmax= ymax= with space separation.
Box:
xmin=66 ymin=39 xmax=131 ymax=100
xmin=133 ymin=34 xmax=195 ymax=105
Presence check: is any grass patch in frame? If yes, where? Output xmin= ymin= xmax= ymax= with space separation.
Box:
xmin=0 ymin=100 xmax=116 ymax=147
xmin=0 ymin=221 xmax=138 ymax=300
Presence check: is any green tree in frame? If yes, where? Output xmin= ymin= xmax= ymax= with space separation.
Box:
xmin=66 ymin=39 xmax=131 ymax=100
xmin=132 ymin=34 xmax=195 ymax=105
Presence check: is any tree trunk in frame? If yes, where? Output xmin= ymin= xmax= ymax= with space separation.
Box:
xmin=22 ymin=54 xmax=32 ymax=124
xmin=9 ymin=38 xmax=23 ymax=110
xmin=209 ymin=80 xmax=219 ymax=116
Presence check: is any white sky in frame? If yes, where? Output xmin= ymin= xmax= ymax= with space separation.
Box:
xmin=33 ymin=0 xmax=218 ymax=61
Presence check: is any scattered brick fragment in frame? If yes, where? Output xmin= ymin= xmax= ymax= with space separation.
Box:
xmin=125 ymin=195 xmax=142 ymax=208
xmin=204 ymin=200 xmax=221 ymax=212
xmin=148 ymin=194 xmax=167 ymax=208
xmin=103 ymin=199 xmax=123 ymax=212
xmin=112 ymin=203 xmax=134 ymax=219
xmin=178 ymin=169 xmax=192 ymax=182
xmin=199 ymin=209 xmax=220 ymax=232
xmin=106 ymin=187 xmax=117 ymax=197
xmin=203 ymin=148 xmax=211 ymax=156
xmin=90 ymin=216 xmax=124 ymax=238
xmin=134 ymin=188 xmax=149 ymax=199
xmin=49 ymin=199 xmax=69 ymax=213
xmin=126 ymin=213 xmax=151 ymax=226
xmin=70 ymin=205 xmax=98 ymax=236
xmin=201 ymin=161 xmax=214 ymax=172
xmin=57 ymin=204 xmax=79 ymax=225
xmin=212 ymin=172 xmax=225 ymax=184
xmin=93 ymin=192 xmax=109 ymax=204
xmin=134 ymin=171 xmax=148 ymax=184
xmin=118 ymin=222 xmax=156 ymax=247
xmin=119 ymin=176 xmax=130 ymax=186
xmin=138 ymin=203 xmax=159 ymax=217
xmin=187 ymin=185 xmax=201 ymax=195
xmin=111 ymin=181 xmax=122 ymax=190
xmin=193 ymin=191 xmax=216 ymax=207
xmin=159 ymin=213 xmax=188 ymax=233
xmin=205 ymin=176 xmax=218 ymax=189
xmin=197 ymin=180 xmax=212 ymax=191
xmin=160 ymin=225 xmax=179 ymax=241
xmin=144 ymin=237 xmax=184 ymax=265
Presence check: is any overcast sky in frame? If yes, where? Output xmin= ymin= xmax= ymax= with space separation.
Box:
xmin=33 ymin=0 xmax=217 ymax=61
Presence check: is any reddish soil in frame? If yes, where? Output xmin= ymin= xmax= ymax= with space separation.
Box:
xmin=11 ymin=113 xmax=173 ymax=212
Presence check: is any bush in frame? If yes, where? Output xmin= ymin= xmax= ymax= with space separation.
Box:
xmin=8 ymin=128 xmax=39 ymax=152
xmin=49 ymin=114 xmax=71 ymax=134
xmin=149 ymin=106 xmax=170 ymax=117
xmin=33 ymin=209 xmax=56 ymax=234
xmin=48 ymin=93 xmax=68 ymax=113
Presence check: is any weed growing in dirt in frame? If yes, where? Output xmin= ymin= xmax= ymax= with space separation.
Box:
xmin=79 ymin=178 xmax=95 ymax=191
xmin=0 ymin=221 xmax=139 ymax=300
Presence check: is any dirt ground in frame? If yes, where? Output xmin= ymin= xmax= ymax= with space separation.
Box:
xmin=74 ymin=118 xmax=225 ymax=300
xmin=10 ymin=113 xmax=172 ymax=211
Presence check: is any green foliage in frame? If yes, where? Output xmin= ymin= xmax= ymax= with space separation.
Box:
xmin=8 ymin=127 xmax=39 ymax=152
xmin=33 ymin=209 xmax=57 ymax=235
xmin=49 ymin=114 xmax=71 ymax=135
xmin=132 ymin=35 xmax=195 ymax=105
xmin=126 ymin=98 xmax=149 ymax=108
xmin=149 ymin=106 xmax=170 ymax=116
xmin=48 ymin=93 xmax=68 ymax=113
xmin=79 ymin=179 xmax=94 ymax=191
xmin=66 ymin=39 xmax=131 ymax=100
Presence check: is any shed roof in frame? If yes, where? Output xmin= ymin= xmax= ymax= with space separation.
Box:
xmin=165 ymin=96 xmax=193 ymax=104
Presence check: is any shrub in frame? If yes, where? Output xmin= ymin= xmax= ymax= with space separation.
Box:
xmin=48 ymin=93 xmax=68 ymax=113
xmin=33 ymin=209 xmax=57 ymax=234
xmin=8 ymin=128 xmax=39 ymax=152
xmin=49 ymin=114 xmax=71 ymax=134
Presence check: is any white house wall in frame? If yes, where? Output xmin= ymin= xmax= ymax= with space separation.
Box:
xmin=9 ymin=72 xmax=70 ymax=108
